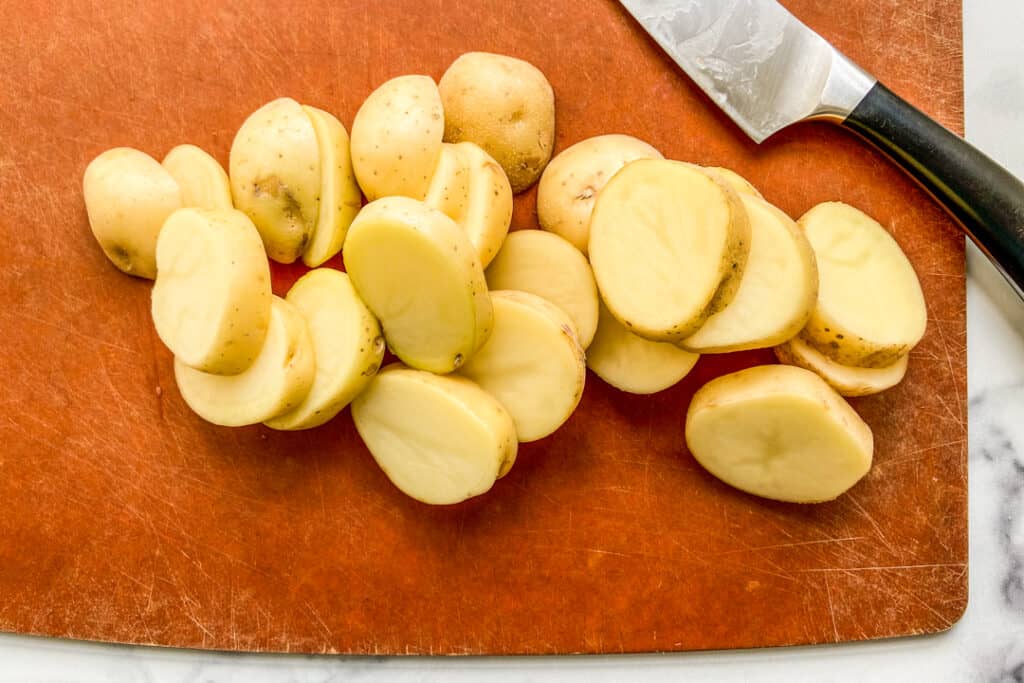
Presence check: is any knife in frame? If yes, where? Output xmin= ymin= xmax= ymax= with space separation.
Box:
xmin=619 ymin=0 xmax=1024 ymax=300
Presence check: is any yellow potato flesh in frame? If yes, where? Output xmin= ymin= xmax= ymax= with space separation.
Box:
xmin=161 ymin=144 xmax=233 ymax=211
xmin=774 ymin=335 xmax=908 ymax=397
xmin=703 ymin=167 xmax=762 ymax=199
xmin=423 ymin=143 xmax=471 ymax=224
xmin=453 ymin=141 xmax=512 ymax=267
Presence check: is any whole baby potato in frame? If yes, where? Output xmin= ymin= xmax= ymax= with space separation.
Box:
xmin=439 ymin=52 xmax=555 ymax=193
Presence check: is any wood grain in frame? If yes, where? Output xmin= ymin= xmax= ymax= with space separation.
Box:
xmin=0 ymin=0 xmax=966 ymax=654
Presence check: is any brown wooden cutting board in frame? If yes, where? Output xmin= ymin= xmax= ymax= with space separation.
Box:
xmin=0 ymin=0 xmax=966 ymax=654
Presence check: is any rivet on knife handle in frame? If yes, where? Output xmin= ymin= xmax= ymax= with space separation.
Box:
xmin=620 ymin=0 xmax=1024 ymax=300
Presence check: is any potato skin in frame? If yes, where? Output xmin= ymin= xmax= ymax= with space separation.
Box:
xmin=439 ymin=52 xmax=554 ymax=194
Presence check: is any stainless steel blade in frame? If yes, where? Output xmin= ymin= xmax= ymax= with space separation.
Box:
xmin=619 ymin=0 xmax=877 ymax=142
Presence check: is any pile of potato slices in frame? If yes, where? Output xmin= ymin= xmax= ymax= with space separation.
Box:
xmin=82 ymin=51 xmax=927 ymax=506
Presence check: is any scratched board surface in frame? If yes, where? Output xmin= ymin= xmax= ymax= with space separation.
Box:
xmin=0 ymin=0 xmax=965 ymax=654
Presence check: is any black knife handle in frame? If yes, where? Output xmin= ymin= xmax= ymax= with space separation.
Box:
xmin=843 ymin=81 xmax=1024 ymax=299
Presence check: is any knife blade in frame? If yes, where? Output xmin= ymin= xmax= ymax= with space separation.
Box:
xmin=620 ymin=0 xmax=1024 ymax=300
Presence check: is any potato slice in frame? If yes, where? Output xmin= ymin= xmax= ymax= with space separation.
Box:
xmin=537 ymin=134 xmax=663 ymax=253
xmin=265 ymin=269 xmax=384 ymax=430
xmin=352 ymin=364 xmax=518 ymax=505
xmin=439 ymin=52 xmax=554 ymax=193
xmin=152 ymin=208 xmax=271 ymax=375
xmin=798 ymin=202 xmax=927 ymax=367
xmin=589 ymin=159 xmax=750 ymax=342
xmin=161 ymin=144 xmax=233 ymax=210
xmin=587 ymin=301 xmax=699 ymax=394
xmin=175 ymin=296 xmax=315 ymax=427
xmin=458 ymin=291 xmax=585 ymax=442
xmin=453 ymin=141 xmax=512 ymax=267
xmin=343 ymin=196 xmax=492 ymax=374
xmin=704 ymin=167 xmax=762 ymax=199
xmin=774 ymin=335 xmax=908 ymax=397
xmin=423 ymin=143 xmax=471 ymax=223
xmin=680 ymin=196 xmax=817 ymax=353
xmin=685 ymin=365 xmax=873 ymax=503
xmin=350 ymin=75 xmax=444 ymax=202
xmin=300 ymin=106 xmax=362 ymax=267
xmin=485 ymin=230 xmax=599 ymax=348
xmin=82 ymin=147 xmax=183 ymax=279
xmin=229 ymin=97 xmax=321 ymax=263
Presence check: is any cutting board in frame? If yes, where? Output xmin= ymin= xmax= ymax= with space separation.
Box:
xmin=0 ymin=0 xmax=966 ymax=654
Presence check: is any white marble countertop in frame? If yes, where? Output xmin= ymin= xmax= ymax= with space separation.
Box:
xmin=4 ymin=1 xmax=1023 ymax=680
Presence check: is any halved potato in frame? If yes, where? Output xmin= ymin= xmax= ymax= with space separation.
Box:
xmin=537 ymin=134 xmax=663 ymax=253
xmin=151 ymin=208 xmax=271 ymax=375
xmin=587 ymin=301 xmax=700 ymax=395
xmin=343 ymin=196 xmax=492 ymax=374
xmin=265 ymin=269 xmax=384 ymax=430
xmin=300 ymin=105 xmax=362 ymax=267
xmin=704 ymin=167 xmax=762 ymax=199
xmin=589 ymin=159 xmax=750 ymax=342
xmin=349 ymin=75 xmax=444 ymax=201
xmin=229 ymin=97 xmax=321 ymax=263
xmin=423 ymin=143 xmax=471 ymax=223
xmin=680 ymin=195 xmax=817 ymax=353
xmin=174 ymin=296 xmax=315 ymax=427
xmin=485 ymin=229 xmax=599 ymax=348
xmin=685 ymin=364 xmax=873 ymax=503
xmin=458 ymin=291 xmax=585 ymax=442
xmin=161 ymin=144 xmax=233 ymax=210
xmin=82 ymin=147 xmax=183 ymax=279
xmin=453 ymin=141 xmax=512 ymax=267
xmin=352 ymin=364 xmax=518 ymax=505
xmin=774 ymin=335 xmax=909 ymax=397
xmin=798 ymin=202 xmax=927 ymax=367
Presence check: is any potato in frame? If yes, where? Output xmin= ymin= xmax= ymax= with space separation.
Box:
xmin=587 ymin=301 xmax=699 ymax=394
xmin=453 ymin=141 xmax=513 ymax=267
xmin=352 ymin=364 xmax=517 ymax=505
xmin=589 ymin=159 xmax=750 ymax=342
xmin=485 ymin=229 xmax=599 ymax=348
xmin=439 ymin=52 xmax=554 ymax=193
xmin=774 ymin=335 xmax=908 ymax=397
xmin=537 ymin=134 xmax=663 ymax=253
xmin=229 ymin=97 xmax=321 ymax=263
xmin=458 ymin=291 xmax=585 ymax=442
xmin=151 ymin=208 xmax=272 ymax=375
xmin=300 ymin=105 xmax=362 ymax=267
xmin=350 ymin=75 xmax=444 ymax=201
xmin=703 ymin=167 xmax=762 ymax=199
xmin=685 ymin=365 xmax=873 ymax=503
xmin=82 ymin=147 xmax=183 ymax=279
xmin=343 ymin=196 xmax=492 ymax=374
xmin=680 ymin=195 xmax=817 ymax=353
xmin=798 ymin=202 xmax=927 ymax=367
xmin=174 ymin=296 xmax=315 ymax=427
xmin=265 ymin=269 xmax=384 ymax=430
xmin=423 ymin=143 xmax=471 ymax=223
xmin=161 ymin=144 xmax=233 ymax=211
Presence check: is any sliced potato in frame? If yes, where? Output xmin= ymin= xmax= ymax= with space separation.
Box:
xmin=439 ymin=52 xmax=554 ymax=193
xmin=798 ymin=202 xmax=927 ymax=367
xmin=423 ymin=143 xmax=471 ymax=223
xmin=704 ymin=167 xmax=762 ymax=199
xmin=453 ymin=141 xmax=512 ymax=267
xmin=343 ymin=196 xmax=492 ymax=374
xmin=680 ymin=195 xmax=817 ymax=353
xmin=152 ymin=208 xmax=272 ymax=375
xmin=350 ymin=75 xmax=444 ymax=201
xmin=82 ymin=147 xmax=183 ymax=279
xmin=485 ymin=229 xmax=599 ymax=348
xmin=265 ymin=269 xmax=384 ymax=430
xmin=587 ymin=301 xmax=699 ymax=395
xmin=458 ymin=291 xmax=585 ymax=442
xmin=537 ymin=134 xmax=663 ymax=253
xmin=685 ymin=365 xmax=873 ymax=503
xmin=229 ymin=97 xmax=321 ymax=263
xmin=300 ymin=105 xmax=362 ymax=267
xmin=175 ymin=296 xmax=315 ymax=427
xmin=589 ymin=159 xmax=750 ymax=342
xmin=774 ymin=335 xmax=909 ymax=397
xmin=352 ymin=364 xmax=518 ymax=505
xmin=161 ymin=144 xmax=233 ymax=210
